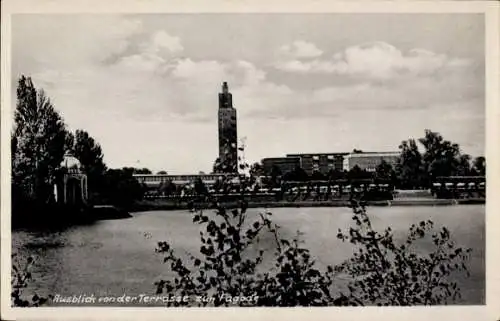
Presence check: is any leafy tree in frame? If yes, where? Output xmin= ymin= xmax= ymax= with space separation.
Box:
xmin=347 ymin=165 xmax=370 ymax=180
xmin=327 ymin=169 xmax=346 ymax=181
xmin=157 ymin=171 xmax=168 ymax=175
xmin=134 ymin=168 xmax=152 ymax=174
xmin=269 ymin=165 xmax=282 ymax=187
xmin=121 ymin=167 xmax=153 ymax=175
xmin=11 ymin=76 xmax=69 ymax=204
xmin=375 ymin=160 xmax=394 ymax=181
xmin=472 ymin=156 xmax=485 ymax=176
xmin=64 ymin=131 xmax=75 ymax=154
xmin=212 ymin=157 xmax=223 ymax=174
xmin=159 ymin=180 xmax=177 ymax=196
xmin=249 ymin=162 xmax=264 ymax=178
xmin=194 ymin=177 xmax=208 ymax=196
xmin=396 ymin=139 xmax=425 ymax=189
xmin=71 ymin=129 xmax=107 ymax=195
xmin=418 ymin=130 xmax=461 ymax=179
xmin=455 ymin=154 xmax=472 ymax=176
xmin=310 ymin=171 xmax=327 ymax=181
xmin=283 ymin=166 xmax=309 ymax=182
xmin=99 ymin=168 xmax=145 ymax=207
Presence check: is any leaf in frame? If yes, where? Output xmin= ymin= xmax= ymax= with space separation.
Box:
xmin=280 ymin=239 xmax=290 ymax=247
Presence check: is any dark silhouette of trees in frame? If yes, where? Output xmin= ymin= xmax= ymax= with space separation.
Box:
xmin=194 ymin=177 xmax=208 ymax=195
xmin=133 ymin=168 xmax=152 ymax=174
xmin=282 ymin=166 xmax=309 ymax=182
xmin=456 ymin=154 xmax=472 ymax=176
xmin=347 ymin=165 xmax=370 ymax=180
xmin=327 ymin=169 xmax=346 ymax=181
xmin=419 ymin=130 xmax=461 ymax=179
xmin=99 ymin=168 xmax=145 ymax=207
xmin=71 ymin=129 xmax=107 ymax=198
xmin=396 ymin=139 xmax=425 ymax=189
xmin=269 ymin=165 xmax=282 ymax=187
xmin=472 ymin=156 xmax=486 ymax=176
xmin=310 ymin=171 xmax=327 ymax=181
xmin=249 ymin=162 xmax=264 ymax=178
xmin=11 ymin=76 xmax=70 ymax=205
xmin=395 ymin=130 xmax=482 ymax=189
xmin=159 ymin=180 xmax=177 ymax=196
xmin=375 ymin=160 xmax=395 ymax=181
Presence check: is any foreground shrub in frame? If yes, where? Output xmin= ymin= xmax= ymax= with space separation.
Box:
xmin=335 ymin=200 xmax=472 ymax=306
xmin=155 ymin=201 xmax=338 ymax=306
xmin=11 ymin=253 xmax=53 ymax=307
xmin=155 ymin=197 xmax=472 ymax=306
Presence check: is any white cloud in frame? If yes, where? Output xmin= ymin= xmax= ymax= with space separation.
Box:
xmin=278 ymin=40 xmax=323 ymax=59
xmin=139 ymin=30 xmax=184 ymax=56
xmin=274 ymin=41 xmax=472 ymax=79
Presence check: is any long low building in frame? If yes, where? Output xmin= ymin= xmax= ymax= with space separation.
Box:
xmin=260 ymin=151 xmax=399 ymax=175
xmin=133 ymin=173 xmax=235 ymax=188
xmin=286 ymin=153 xmax=348 ymax=174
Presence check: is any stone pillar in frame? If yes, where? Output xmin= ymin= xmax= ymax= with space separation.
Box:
xmin=54 ymin=184 xmax=58 ymax=203
xmin=81 ymin=176 xmax=85 ymax=203
xmin=63 ymin=175 xmax=68 ymax=204
xmin=83 ymin=176 xmax=88 ymax=202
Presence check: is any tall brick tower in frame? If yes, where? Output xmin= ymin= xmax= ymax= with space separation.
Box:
xmin=217 ymin=82 xmax=238 ymax=173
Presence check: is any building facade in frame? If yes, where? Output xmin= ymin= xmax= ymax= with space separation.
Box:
xmin=217 ymin=82 xmax=238 ymax=173
xmin=342 ymin=152 xmax=399 ymax=172
xmin=262 ymin=157 xmax=301 ymax=175
xmin=286 ymin=153 xmax=348 ymax=175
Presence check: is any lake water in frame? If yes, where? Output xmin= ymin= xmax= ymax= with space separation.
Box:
xmin=11 ymin=205 xmax=485 ymax=306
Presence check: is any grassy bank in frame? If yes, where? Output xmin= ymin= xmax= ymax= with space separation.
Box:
xmin=11 ymin=203 xmax=132 ymax=230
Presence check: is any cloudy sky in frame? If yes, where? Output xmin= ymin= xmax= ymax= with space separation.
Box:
xmin=11 ymin=13 xmax=484 ymax=174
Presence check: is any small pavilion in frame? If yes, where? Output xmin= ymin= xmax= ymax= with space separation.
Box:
xmin=54 ymin=153 xmax=88 ymax=205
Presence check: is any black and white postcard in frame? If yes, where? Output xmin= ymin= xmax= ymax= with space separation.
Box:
xmin=1 ymin=0 xmax=499 ymax=320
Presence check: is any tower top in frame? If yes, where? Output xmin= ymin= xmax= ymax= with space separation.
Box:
xmin=219 ymin=81 xmax=233 ymax=108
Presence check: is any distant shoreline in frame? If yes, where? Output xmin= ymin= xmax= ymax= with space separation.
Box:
xmin=131 ymin=198 xmax=485 ymax=212
xmin=10 ymin=198 xmax=484 ymax=230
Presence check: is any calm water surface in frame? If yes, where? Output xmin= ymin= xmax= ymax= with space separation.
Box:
xmin=12 ymin=205 xmax=485 ymax=306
